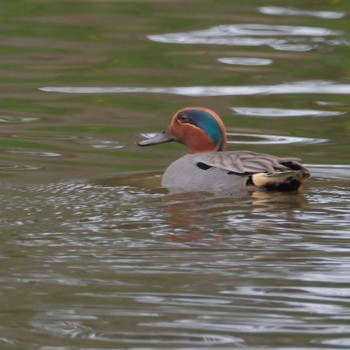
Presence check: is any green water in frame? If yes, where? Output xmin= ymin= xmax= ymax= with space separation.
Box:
xmin=0 ymin=0 xmax=350 ymax=349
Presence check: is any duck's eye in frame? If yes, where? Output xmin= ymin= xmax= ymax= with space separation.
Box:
xmin=177 ymin=114 xmax=190 ymax=123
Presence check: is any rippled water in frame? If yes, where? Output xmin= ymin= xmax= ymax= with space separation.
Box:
xmin=148 ymin=23 xmax=342 ymax=52
xmin=2 ymin=176 xmax=350 ymax=349
xmin=1 ymin=1 xmax=350 ymax=349
xmin=40 ymin=80 xmax=350 ymax=95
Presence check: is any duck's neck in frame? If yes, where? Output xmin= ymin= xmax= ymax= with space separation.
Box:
xmin=187 ymin=137 xmax=226 ymax=154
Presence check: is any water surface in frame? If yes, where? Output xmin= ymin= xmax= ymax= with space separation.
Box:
xmin=0 ymin=0 xmax=350 ymax=349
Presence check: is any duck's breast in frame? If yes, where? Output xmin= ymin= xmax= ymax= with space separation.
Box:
xmin=162 ymin=154 xmax=247 ymax=194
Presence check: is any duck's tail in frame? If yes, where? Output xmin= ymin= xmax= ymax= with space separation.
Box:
xmin=251 ymin=169 xmax=310 ymax=192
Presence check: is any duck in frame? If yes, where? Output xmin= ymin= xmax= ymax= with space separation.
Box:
xmin=138 ymin=106 xmax=310 ymax=194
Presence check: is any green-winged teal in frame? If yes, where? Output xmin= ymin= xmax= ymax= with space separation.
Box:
xmin=138 ymin=107 xmax=310 ymax=194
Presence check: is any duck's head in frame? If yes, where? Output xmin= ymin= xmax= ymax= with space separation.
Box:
xmin=138 ymin=107 xmax=226 ymax=154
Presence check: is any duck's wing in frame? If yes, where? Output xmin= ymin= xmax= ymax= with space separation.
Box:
xmin=195 ymin=151 xmax=310 ymax=191
xmin=196 ymin=151 xmax=308 ymax=175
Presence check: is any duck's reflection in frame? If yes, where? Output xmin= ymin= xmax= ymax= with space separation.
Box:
xmin=95 ymin=172 xmax=309 ymax=245
xmin=161 ymin=187 xmax=308 ymax=245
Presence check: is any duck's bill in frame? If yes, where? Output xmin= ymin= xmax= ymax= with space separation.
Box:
xmin=138 ymin=130 xmax=174 ymax=147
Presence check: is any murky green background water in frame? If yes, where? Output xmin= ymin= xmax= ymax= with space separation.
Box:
xmin=1 ymin=0 xmax=350 ymax=349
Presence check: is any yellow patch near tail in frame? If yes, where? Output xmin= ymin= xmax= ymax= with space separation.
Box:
xmin=252 ymin=171 xmax=309 ymax=192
